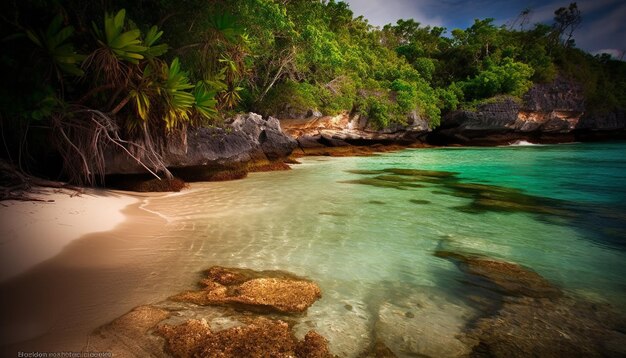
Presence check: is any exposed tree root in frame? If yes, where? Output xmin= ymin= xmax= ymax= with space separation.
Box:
xmin=0 ymin=159 xmax=82 ymax=202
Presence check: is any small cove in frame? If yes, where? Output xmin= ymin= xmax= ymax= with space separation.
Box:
xmin=2 ymin=141 xmax=625 ymax=356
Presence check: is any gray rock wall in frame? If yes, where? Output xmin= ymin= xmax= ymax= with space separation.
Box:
xmin=431 ymin=77 xmax=625 ymax=145
xmin=104 ymin=113 xmax=297 ymax=176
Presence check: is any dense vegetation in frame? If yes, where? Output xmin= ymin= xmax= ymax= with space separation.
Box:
xmin=1 ymin=0 xmax=624 ymax=183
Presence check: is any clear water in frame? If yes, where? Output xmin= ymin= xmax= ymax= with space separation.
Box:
xmin=142 ymin=141 xmax=626 ymax=356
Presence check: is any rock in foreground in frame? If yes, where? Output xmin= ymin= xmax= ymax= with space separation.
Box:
xmin=157 ymin=317 xmax=333 ymax=358
xmin=172 ymin=266 xmax=322 ymax=314
xmin=86 ymin=267 xmax=330 ymax=357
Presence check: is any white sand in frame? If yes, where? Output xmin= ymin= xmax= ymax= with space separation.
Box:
xmin=0 ymin=188 xmax=138 ymax=282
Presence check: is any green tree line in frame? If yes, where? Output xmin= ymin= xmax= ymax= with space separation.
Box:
xmin=1 ymin=0 xmax=624 ymax=183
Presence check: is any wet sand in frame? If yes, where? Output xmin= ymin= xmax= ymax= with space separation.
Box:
xmin=0 ymin=195 xmax=193 ymax=356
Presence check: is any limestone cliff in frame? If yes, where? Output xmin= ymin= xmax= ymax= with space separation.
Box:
xmin=280 ymin=111 xmax=430 ymax=149
xmin=104 ymin=113 xmax=297 ymax=180
xmin=430 ymin=77 xmax=626 ymax=145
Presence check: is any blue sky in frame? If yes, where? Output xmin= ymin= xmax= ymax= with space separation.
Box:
xmin=342 ymin=0 xmax=626 ymax=58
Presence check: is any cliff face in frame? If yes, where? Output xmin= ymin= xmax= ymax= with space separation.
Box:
xmin=280 ymin=112 xmax=430 ymax=149
xmin=104 ymin=113 xmax=297 ymax=179
xmin=430 ymin=77 xmax=626 ymax=145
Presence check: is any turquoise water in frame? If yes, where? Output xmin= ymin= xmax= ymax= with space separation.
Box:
xmin=146 ymin=141 xmax=626 ymax=356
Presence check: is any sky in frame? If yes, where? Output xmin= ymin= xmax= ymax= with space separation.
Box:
xmin=342 ymin=0 xmax=626 ymax=58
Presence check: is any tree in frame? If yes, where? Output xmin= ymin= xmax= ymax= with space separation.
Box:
xmin=553 ymin=3 xmax=582 ymax=47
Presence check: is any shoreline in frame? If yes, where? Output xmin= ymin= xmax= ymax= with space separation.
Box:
xmin=0 ymin=188 xmax=143 ymax=282
xmin=0 ymin=194 xmax=177 ymax=354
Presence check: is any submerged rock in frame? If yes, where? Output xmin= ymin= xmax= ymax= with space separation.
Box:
xmin=374 ymin=291 xmax=475 ymax=358
xmin=172 ymin=266 xmax=322 ymax=314
xmin=435 ymin=250 xmax=562 ymax=299
xmin=86 ymin=305 xmax=171 ymax=357
xmin=435 ymin=248 xmax=626 ymax=357
xmin=157 ymin=317 xmax=334 ymax=358
xmin=467 ymin=297 xmax=626 ymax=358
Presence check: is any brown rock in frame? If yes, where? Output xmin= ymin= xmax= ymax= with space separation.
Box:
xmin=172 ymin=266 xmax=322 ymax=314
xmin=157 ymin=317 xmax=334 ymax=358
xmin=435 ymin=250 xmax=562 ymax=298
xmin=467 ymin=297 xmax=626 ymax=358
xmin=157 ymin=319 xmax=212 ymax=358
xmin=85 ymin=305 xmax=170 ymax=357
xmin=296 ymin=331 xmax=334 ymax=358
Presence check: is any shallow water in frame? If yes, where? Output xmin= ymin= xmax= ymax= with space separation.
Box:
xmin=143 ymin=141 xmax=626 ymax=356
xmin=3 ymin=142 xmax=626 ymax=356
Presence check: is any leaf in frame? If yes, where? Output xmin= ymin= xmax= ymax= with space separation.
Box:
xmin=113 ymin=9 xmax=126 ymax=32
xmin=25 ymin=30 xmax=43 ymax=47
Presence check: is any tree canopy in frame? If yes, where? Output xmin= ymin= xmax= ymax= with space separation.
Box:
xmin=1 ymin=0 xmax=624 ymax=183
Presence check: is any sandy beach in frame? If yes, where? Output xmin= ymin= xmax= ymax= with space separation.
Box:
xmin=0 ymin=188 xmax=185 ymax=355
xmin=0 ymin=188 xmax=138 ymax=282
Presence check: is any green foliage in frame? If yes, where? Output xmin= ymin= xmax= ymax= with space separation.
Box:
xmin=162 ymin=57 xmax=195 ymax=130
xmin=460 ymin=58 xmax=534 ymax=101
xmin=93 ymin=9 xmax=147 ymax=63
xmin=26 ymin=14 xmax=85 ymax=77
xmin=257 ymin=80 xmax=319 ymax=117
xmin=391 ymin=79 xmax=418 ymax=113
xmin=366 ymin=97 xmax=392 ymax=129
xmin=193 ymin=81 xmax=219 ymax=120
xmin=2 ymin=0 xmax=625 ymax=148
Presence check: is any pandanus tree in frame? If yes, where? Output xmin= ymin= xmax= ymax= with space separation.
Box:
xmin=22 ymin=9 xmax=222 ymax=185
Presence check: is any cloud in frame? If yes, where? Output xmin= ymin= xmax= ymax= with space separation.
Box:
xmin=344 ymin=0 xmax=445 ymax=27
xmin=574 ymin=1 xmax=626 ymax=52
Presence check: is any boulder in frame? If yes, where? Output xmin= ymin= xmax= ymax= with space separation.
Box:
xmin=172 ymin=266 xmax=322 ymax=314
xmin=104 ymin=113 xmax=296 ymax=178
xmin=434 ymin=249 xmax=626 ymax=358
xmin=86 ymin=267 xmax=332 ymax=357
xmin=434 ymin=250 xmax=562 ymax=298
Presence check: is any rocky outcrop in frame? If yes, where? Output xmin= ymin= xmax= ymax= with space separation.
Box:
xmin=435 ymin=249 xmax=626 ymax=358
xmin=281 ymin=112 xmax=430 ymax=150
xmin=85 ymin=267 xmax=332 ymax=357
xmin=430 ymin=77 xmax=626 ymax=145
xmin=104 ymin=113 xmax=297 ymax=180
xmin=172 ymin=266 xmax=322 ymax=314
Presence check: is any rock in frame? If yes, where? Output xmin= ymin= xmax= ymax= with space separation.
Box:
xmin=297 ymin=134 xmax=325 ymax=148
xmin=281 ymin=113 xmax=430 ymax=149
xmin=435 ymin=249 xmax=626 ymax=358
xmin=434 ymin=251 xmax=562 ymax=299
xmin=171 ymin=266 xmax=322 ymax=314
xmin=523 ymin=77 xmax=585 ymax=112
xmin=157 ymin=317 xmax=334 ymax=358
xmin=307 ymin=109 xmax=324 ymax=118
xmin=467 ymin=297 xmax=626 ymax=358
xmin=374 ymin=290 xmax=475 ymax=358
xmin=296 ymin=331 xmax=334 ymax=358
xmin=577 ymin=109 xmax=626 ymax=131
xmin=85 ymin=305 xmax=170 ymax=357
xmin=104 ymin=113 xmax=296 ymax=181
xmin=430 ymin=77 xmax=626 ymax=145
